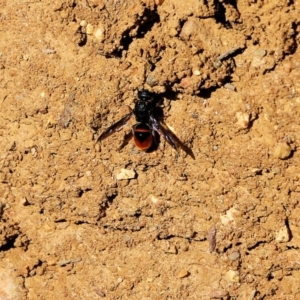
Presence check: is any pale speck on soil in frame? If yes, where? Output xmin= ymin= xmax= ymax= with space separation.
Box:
xmin=0 ymin=0 xmax=300 ymax=299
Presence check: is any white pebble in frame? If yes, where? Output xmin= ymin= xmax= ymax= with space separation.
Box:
xmin=116 ymin=168 xmax=136 ymax=180
xmin=225 ymin=270 xmax=240 ymax=283
xmin=80 ymin=20 xmax=87 ymax=27
xmin=93 ymin=26 xmax=105 ymax=42
xmin=276 ymin=226 xmax=290 ymax=243
xmin=235 ymin=111 xmax=250 ymax=129
xmin=273 ymin=143 xmax=291 ymax=160
xmin=86 ymin=24 xmax=94 ymax=35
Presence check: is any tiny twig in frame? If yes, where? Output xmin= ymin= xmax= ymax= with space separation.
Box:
xmin=208 ymin=226 xmax=217 ymax=253
xmin=217 ymin=46 xmax=243 ymax=61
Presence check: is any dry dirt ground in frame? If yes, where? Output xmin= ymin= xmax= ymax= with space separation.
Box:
xmin=1 ymin=0 xmax=300 ymax=299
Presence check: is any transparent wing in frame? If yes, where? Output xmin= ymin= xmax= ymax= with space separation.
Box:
xmin=96 ymin=111 xmax=133 ymax=143
xmin=149 ymin=116 xmax=195 ymax=159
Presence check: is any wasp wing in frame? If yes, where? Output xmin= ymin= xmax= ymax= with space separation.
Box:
xmin=96 ymin=111 xmax=133 ymax=143
xmin=150 ymin=116 xmax=195 ymax=159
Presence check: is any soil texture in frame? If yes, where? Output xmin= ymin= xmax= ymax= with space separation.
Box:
xmin=1 ymin=0 xmax=300 ymax=299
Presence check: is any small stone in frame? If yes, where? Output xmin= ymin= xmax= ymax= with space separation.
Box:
xmin=251 ymin=50 xmax=267 ymax=68
xmin=80 ymin=20 xmax=87 ymax=27
xmin=116 ymin=169 xmax=136 ymax=180
xmin=31 ymin=147 xmax=37 ymax=156
xmin=146 ymin=74 xmax=158 ymax=87
xmin=235 ymin=111 xmax=250 ymax=129
xmin=180 ymin=77 xmax=192 ymax=88
xmin=86 ymin=24 xmax=94 ymax=35
xmin=93 ymin=26 xmax=105 ymax=42
xmin=193 ymin=69 xmax=201 ymax=76
xmin=229 ymin=251 xmax=240 ymax=261
xmin=214 ymin=60 xmax=223 ymax=69
xmin=180 ymin=19 xmax=198 ymax=41
xmin=169 ymin=28 xmax=178 ymax=36
xmin=273 ymin=143 xmax=291 ymax=160
xmin=276 ymin=226 xmax=290 ymax=243
xmin=177 ymin=269 xmax=189 ymax=278
xmin=225 ymin=270 xmax=240 ymax=283
xmin=224 ymin=83 xmax=236 ymax=91
xmin=254 ymin=49 xmax=267 ymax=57
xmin=220 ymin=208 xmax=237 ymax=225
xmin=95 ymin=289 xmax=106 ymax=297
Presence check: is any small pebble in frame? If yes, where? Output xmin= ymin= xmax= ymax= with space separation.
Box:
xmin=31 ymin=147 xmax=37 ymax=156
xmin=235 ymin=111 xmax=250 ymax=129
xmin=177 ymin=269 xmax=189 ymax=278
xmin=276 ymin=226 xmax=290 ymax=243
xmin=273 ymin=142 xmax=291 ymax=160
xmin=95 ymin=289 xmax=106 ymax=297
xmin=225 ymin=270 xmax=240 ymax=283
xmin=146 ymin=74 xmax=158 ymax=87
xmin=93 ymin=26 xmax=105 ymax=42
xmin=213 ymin=60 xmax=223 ymax=69
xmin=86 ymin=24 xmax=94 ymax=35
xmin=220 ymin=208 xmax=237 ymax=224
xmin=180 ymin=19 xmax=198 ymax=41
xmin=250 ymin=50 xmax=267 ymax=68
xmin=224 ymin=83 xmax=236 ymax=91
xmin=116 ymin=169 xmax=136 ymax=180
xmin=254 ymin=49 xmax=267 ymax=58
xmin=80 ymin=20 xmax=87 ymax=27
xmin=229 ymin=251 xmax=240 ymax=261
xmin=169 ymin=28 xmax=178 ymax=36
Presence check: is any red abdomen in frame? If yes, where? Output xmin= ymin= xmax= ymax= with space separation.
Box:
xmin=133 ymin=123 xmax=153 ymax=150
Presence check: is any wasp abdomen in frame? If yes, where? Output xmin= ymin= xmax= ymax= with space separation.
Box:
xmin=133 ymin=123 xmax=153 ymax=150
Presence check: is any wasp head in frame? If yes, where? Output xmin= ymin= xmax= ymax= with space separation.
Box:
xmin=138 ymin=90 xmax=155 ymax=103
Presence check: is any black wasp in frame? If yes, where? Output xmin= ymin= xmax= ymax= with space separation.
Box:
xmin=96 ymin=90 xmax=194 ymax=158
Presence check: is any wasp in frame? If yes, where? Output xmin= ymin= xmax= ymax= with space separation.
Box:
xmin=96 ymin=90 xmax=194 ymax=158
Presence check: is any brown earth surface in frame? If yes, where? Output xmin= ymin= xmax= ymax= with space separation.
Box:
xmin=1 ymin=0 xmax=300 ymax=299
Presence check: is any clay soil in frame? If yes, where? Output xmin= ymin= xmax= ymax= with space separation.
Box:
xmin=1 ymin=0 xmax=300 ymax=299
